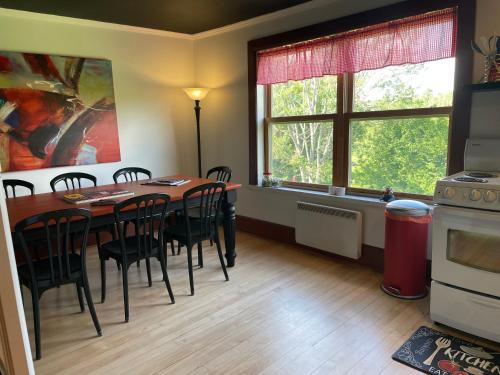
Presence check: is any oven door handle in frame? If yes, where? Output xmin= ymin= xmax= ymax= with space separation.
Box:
xmin=469 ymin=296 xmax=500 ymax=309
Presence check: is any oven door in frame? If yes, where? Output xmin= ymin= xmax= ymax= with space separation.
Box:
xmin=432 ymin=205 xmax=500 ymax=298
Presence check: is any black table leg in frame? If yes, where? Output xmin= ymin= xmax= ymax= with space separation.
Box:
xmin=222 ymin=196 xmax=236 ymax=267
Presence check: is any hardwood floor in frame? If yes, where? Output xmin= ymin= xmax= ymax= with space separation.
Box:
xmin=24 ymin=231 xmax=498 ymax=374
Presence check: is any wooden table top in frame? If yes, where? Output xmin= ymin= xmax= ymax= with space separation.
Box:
xmin=6 ymin=175 xmax=241 ymax=231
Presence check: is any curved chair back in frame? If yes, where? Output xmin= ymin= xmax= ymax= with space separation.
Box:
xmin=15 ymin=208 xmax=92 ymax=287
xmin=206 ymin=166 xmax=231 ymax=183
xmin=3 ymin=179 xmax=35 ymax=198
xmin=50 ymin=172 xmax=97 ymax=192
xmin=114 ymin=193 xmax=170 ymax=259
xmin=113 ymin=167 xmax=152 ymax=183
xmin=182 ymin=182 xmax=226 ymax=243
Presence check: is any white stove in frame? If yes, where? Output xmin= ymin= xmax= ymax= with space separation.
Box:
xmin=434 ymin=171 xmax=500 ymax=211
xmin=431 ymin=139 xmax=500 ymax=343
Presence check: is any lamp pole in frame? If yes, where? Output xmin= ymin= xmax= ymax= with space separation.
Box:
xmin=194 ymin=99 xmax=202 ymax=178
xmin=183 ymin=88 xmax=209 ymax=179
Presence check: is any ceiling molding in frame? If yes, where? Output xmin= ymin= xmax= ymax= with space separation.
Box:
xmin=0 ymin=0 xmax=340 ymax=41
xmin=0 ymin=7 xmax=195 ymax=40
xmin=192 ymin=0 xmax=337 ymax=39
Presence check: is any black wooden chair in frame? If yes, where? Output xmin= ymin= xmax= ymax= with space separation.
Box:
xmin=3 ymin=179 xmax=35 ymax=197
xmin=175 ymin=166 xmax=232 ymax=254
xmin=14 ymin=208 xmax=102 ymax=360
xmin=4 ymin=179 xmax=40 ymax=297
xmin=206 ymin=166 xmax=232 ymax=183
xmin=99 ymin=193 xmax=175 ymax=322
xmin=50 ymin=171 xmax=117 ymax=256
xmin=113 ymin=167 xmax=155 ymax=267
xmin=166 ymin=182 xmax=229 ymax=295
xmin=113 ymin=167 xmax=152 ymax=183
xmin=50 ymin=172 xmax=97 ymax=192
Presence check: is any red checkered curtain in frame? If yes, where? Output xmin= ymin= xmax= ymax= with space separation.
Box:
xmin=256 ymin=8 xmax=457 ymax=85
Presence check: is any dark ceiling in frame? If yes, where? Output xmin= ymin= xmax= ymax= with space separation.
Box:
xmin=0 ymin=0 xmax=313 ymax=34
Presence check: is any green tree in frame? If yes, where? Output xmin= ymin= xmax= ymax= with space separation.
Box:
xmin=270 ymin=77 xmax=336 ymax=184
xmin=269 ymin=61 xmax=453 ymax=194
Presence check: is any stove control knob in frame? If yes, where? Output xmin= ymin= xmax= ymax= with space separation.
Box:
xmin=469 ymin=189 xmax=482 ymax=201
xmin=484 ymin=190 xmax=497 ymax=202
xmin=443 ymin=187 xmax=456 ymax=199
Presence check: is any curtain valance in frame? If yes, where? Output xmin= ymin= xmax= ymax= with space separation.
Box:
xmin=256 ymin=8 xmax=457 ymax=85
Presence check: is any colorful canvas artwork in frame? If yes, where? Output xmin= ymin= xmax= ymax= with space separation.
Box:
xmin=0 ymin=51 xmax=120 ymax=172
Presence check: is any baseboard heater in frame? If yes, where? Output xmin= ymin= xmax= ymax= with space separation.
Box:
xmin=295 ymin=201 xmax=362 ymax=259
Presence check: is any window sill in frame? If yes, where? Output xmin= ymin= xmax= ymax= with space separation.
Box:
xmin=246 ymin=184 xmax=389 ymax=208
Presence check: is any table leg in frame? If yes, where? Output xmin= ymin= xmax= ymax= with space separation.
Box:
xmin=222 ymin=197 xmax=236 ymax=267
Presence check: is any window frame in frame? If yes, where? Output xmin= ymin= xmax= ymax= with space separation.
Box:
xmin=264 ymin=75 xmax=341 ymax=192
xmin=248 ymin=0 xmax=476 ymax=198
xmin=265 ymin=73 xmax=453 ymax=198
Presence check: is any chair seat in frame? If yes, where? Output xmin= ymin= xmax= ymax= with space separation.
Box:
xmin=166 ymin=218 xmax=214 ymax=244
xmin=183 ymin=208 xmax=222 ymax=220
xmin=91 ymin=223 xmax=114 ymax=234
xmin=18 ymin=253 xmax=82 ymax=283
xmin=100 ymin=235 xmax=161 ymax=262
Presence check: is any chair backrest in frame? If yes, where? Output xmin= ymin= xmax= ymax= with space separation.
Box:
xmin=3 ymin=179 xmax=35 ymax=198
xmin=206 ymin=166 xmax=232 ymax=183
xmin=50 ymin=172 xmax=97 ymax=192
xmin=182 ymin=182 xmax=226 ymax=242
xmin=113 ymin=167 xmax=152 ymax=183
xmin=114 ymin=193 xmax=170 ymax=259
xmin=14 ymin=208 xmax=92 ymax=286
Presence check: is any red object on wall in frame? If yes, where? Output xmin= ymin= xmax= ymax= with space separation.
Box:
xmin=382 ymin=200 xmax=431 ymax=299
xmin=256 ymin=7 xmax=457 ymax=85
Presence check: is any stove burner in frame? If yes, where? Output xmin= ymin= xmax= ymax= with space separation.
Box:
xmin=465 ymin=172 xmax=497 ymax=178
xmin=454 ymin=176 xmax=488 ymax=183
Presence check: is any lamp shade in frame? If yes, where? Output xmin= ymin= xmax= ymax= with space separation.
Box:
xmin=183 ymin=87 xmax=210 ymax=101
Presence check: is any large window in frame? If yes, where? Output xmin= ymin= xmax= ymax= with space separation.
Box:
xmin=267 ymin=77 xmax=337 ymax=185
xmin=265 ymin=58 xmax=454 ymax=196
xmin=249 ymin=1 xmax=475 ymax=197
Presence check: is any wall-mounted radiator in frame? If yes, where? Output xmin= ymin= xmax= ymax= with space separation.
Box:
xmin=295 ymin=201 xmax=362 ymax=259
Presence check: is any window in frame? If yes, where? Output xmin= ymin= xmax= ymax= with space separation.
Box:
xmin=266 ymin=77 xmax=337 ymax=186
xmin=265 ymin=59 xmax=454 ymax=196
xmin=249 ymin=1 xmax=474 ymax=195
xmin=348 ymin=59 xmax=454 ymax=196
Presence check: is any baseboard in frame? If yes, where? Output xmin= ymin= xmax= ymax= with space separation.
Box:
xmin=236 ymin=215 xmax=295 ymax=244
xmin=236 ymin=215 xmax=385 ymax=272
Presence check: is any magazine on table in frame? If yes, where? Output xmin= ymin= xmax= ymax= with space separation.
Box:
xmin=63 ymin=189 xmax=134 ymax=204
xmin=142 ymin=178 xmax=191 ymax=187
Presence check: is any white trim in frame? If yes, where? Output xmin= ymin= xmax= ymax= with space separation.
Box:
xmin=0 ymin=0 xmax=339 ymax=41
xmin=0 ymin=7 xmax=194 ymax=40
xmin=193 ymin=0 xmax=338 ymax=39
xmin=246 ymin=185 xmax=388 ymax=208
xmin=0 ymin=173 xmax=34 ymax=374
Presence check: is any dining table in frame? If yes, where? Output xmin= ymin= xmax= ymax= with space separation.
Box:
xmin=6 ymin=175 xmax=242 ymax=267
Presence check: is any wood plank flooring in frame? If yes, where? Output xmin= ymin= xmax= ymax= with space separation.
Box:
xmin=23 ymin=231 xmax=499 ymax=374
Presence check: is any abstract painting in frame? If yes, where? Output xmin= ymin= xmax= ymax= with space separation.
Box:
xmin=0 ymin=51 xmax=120 ymax=172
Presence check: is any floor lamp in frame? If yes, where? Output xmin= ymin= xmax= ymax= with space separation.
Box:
xmin=183 ymin=88 xmax=210 ymax=178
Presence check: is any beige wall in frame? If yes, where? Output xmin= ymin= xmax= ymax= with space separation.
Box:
xmin=0 ymin=1 xmax=496 ymax=368
xmin=0 ymin=10 xmax=197 ymax=194
xmin=193 ymin=0 xmax=500 ymax=248
xmin=473 ymin=0 xmax=500 ymax=81
xmin=2 ymin=0 xmax=495 ymax=245
xmin=0 ymin=9 xmax=198 ymax=372
xmin=194 ymin=0 xmax=405 ymax=248
xmin=470 ymin=0 xmax=500 ymax=139
xmin=0 ymin=182 xmax=34 ymax=374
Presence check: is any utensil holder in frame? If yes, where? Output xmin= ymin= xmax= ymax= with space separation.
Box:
xmin=481 ymin=55 xmax=495 ymax=83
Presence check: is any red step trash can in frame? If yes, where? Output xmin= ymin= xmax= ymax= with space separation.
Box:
xmin=381 ymin=199 xmax=431 ymax=299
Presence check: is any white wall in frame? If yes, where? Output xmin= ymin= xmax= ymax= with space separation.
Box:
xmin=193 ymin=0 xmax=405 ymax=248
xmin=193 ymin=0 xmax=500 ymax=248
xmin=470 ymin=0 xmax=500 ymax=139
xmin=0 ymin=10 xmax=197 ymax=193
xmin=0 ymin=0 xmax=499 ymax=245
